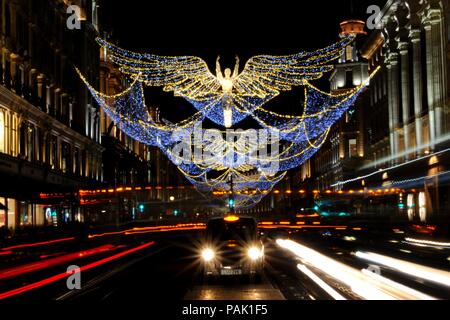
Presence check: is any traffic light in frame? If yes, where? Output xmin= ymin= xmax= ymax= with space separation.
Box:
xmin=228 ymin=198 xmax=235 ymax=209
xmin=173 ymin=209 xmax=179 ymax=216
xmin=138 ymin=204 xmax=145 ymax=213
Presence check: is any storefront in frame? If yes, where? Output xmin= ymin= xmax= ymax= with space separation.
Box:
xmin=0 ymin=197 xmax=47 ymax=231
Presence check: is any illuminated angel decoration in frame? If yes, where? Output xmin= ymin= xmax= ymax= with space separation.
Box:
xmin=78 ymin=36 xmax=379 ymax=209
xmin=96 ymin=36 xmax=355 ymax=127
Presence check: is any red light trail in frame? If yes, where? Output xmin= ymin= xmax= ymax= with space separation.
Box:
xmin=0 ymin=241 xmax=155 ymax=300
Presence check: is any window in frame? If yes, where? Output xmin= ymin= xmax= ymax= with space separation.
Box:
xmin=0 ymin=198 xmax=6 ymax=228
xmin=0 ymin=110 xmax=5 ymax=153
xmin=27 ymin=125 xmax=36 ymax=162
xmin=49 ymin=136 xmax=57 ymax=169
xmin=346 ymin=45 xmax=353 ymax=61
xmin=74 ymin=148 xmax=80 ymax=175
xmin=61 ymin=142 xmax=71 ymax=173
xmin=11 ymin=114 xmax=18 ymax=156
xmin=348 ymin=139 xmax=357 ymax=158
xmin=20 ymin=122 xmax=36 ymax=161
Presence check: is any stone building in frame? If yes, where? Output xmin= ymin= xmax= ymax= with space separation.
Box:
xmin=0 ymin=0 xmax=103 ymax=230
xmin=295 ymin=0 xmax=450 ymax=222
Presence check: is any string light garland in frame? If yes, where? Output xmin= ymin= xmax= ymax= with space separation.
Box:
xmin=78 ymin=36 xmax=375 ymax=209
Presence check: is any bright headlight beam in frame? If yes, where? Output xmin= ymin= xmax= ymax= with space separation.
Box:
xmin=202 ymin=248 xmax=215 ymax=262
xmin=297 ymin=264 xmax=347 ymax=300
xmin=248 ymin=247 xmax=263 ymax=260
xmin=355 ymin=251 xmax=450 ymax=287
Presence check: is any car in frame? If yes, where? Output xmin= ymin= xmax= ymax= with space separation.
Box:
xmin=201 ymin=215 xmax=264 ymax=280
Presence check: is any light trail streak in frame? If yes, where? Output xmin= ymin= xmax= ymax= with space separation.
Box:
xmin=404 ymin=238 xmax=450 ymax=248
xmin=1 ymin=237 xmax=75 ymax=251
xmin=331 ymin=147 xmax=450 ymax=187
xmin=297 ymin=264 xmax=347 ymax=300
xmin=0 ymin=241 xmax=155 ymax=300
xmin=355 ymin=251 xmax=450 ymax=287
xmin=277 ymin=239 xmax=436 ymax=300
xmin=0 ymin=244 xmax=117 ymax=281
xmin=361 ymin=269 xmax=436 ymax=300
xmin=88 ymin=223 xmax=206 ymax=238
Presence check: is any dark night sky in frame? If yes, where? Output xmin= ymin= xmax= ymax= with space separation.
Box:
xmin=99 ymin=0 xmax=388 ymax=125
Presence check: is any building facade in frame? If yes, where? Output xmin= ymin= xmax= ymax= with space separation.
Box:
xmin=362 ymin=0 xmax=450 ymax=221
xmin=295 ymin=0 xmax=450 ymax=222
xmin=0 ymin=0 xmax=103 ymax=230
xmin=296 ymin=20 xmax=371 ymax=191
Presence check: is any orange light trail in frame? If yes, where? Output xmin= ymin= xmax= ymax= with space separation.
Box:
xmin=1 ymin=237 xmax=75 ymax=251
xmin=88 ymin=223 xmax=206 ymax=239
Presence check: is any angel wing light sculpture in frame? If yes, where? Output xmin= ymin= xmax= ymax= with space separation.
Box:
xmin=96 ymin=36 xmax=355 ymax=127
xmin=78 ymin=36 xmax=378 ymax=209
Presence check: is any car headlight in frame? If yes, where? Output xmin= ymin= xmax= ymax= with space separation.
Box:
xmin=202 ymin=248 xmax=215 ymax=262
xmin=248 ymin=247 xmax=263 ymax=260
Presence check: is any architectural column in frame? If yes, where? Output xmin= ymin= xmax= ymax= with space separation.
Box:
xmin=387 ymin=52 xmax=400 ymax=162
xmin=430 ymin=10 xmax=446 ymax=139
xmin=410 ymin=29 xmax=424 ymax=155
xmin=424 ymin=23 xmax=436 ymax=150
xmin=399 ymin=42 xmax=411 ymax=158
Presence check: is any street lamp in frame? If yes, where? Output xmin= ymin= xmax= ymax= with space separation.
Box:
xmin=169 ymin=196 xmax=175 ymax=202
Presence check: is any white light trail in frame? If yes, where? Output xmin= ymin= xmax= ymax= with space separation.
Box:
xmin=361 ymin=132 xmax=450 ymax=170
xmin=277 ymin=239 xmax=394 ymax=300
xmin=356 ymin=251 xmax=450 ymax=287
xmin=331 ymin=147 xmax=450 ymax=187
xmin=405 ymin=238 xmax=450 ymax=248
xmin=297 ymin=264 xmax=347 ymax=300
xmin=361 ymin=269 xmax=436 ymax=300
xmin=277 ymin=239 xmax=437 ymax=300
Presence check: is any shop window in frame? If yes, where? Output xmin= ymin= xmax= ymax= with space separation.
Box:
xmin=407 ymin=194 xmax=415 ymax=221
xmin=419 ymin=192 xmax=427 ymax=223
xmin=0 ymin=199 xmax=6 ymax=228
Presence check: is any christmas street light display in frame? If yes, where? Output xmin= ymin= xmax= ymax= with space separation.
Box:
xmin=96 ymin=36 xmax=355 ymax=127
xmin=78 ymin=36 xmax=377 ymax=209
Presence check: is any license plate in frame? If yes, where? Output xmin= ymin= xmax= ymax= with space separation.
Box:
xmin=220 ymin=269 xmax=242 ymax=276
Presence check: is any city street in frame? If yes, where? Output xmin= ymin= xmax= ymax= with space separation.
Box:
xmin=1 ymin=0 xmax=450 ymax=314
xmin=1 ymin=220 xmax=449 ymax=302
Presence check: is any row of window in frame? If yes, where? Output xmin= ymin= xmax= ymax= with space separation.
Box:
xmin=0 ymin=106 xmax=101 ymax=180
